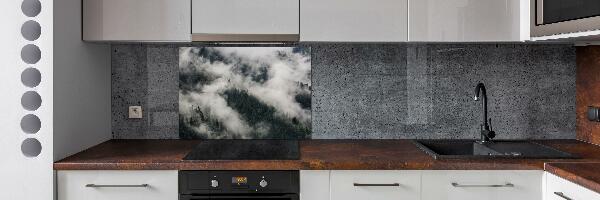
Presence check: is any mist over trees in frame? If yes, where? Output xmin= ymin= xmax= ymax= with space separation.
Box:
xmin=179 ymin=47 xmax=312 ymax=139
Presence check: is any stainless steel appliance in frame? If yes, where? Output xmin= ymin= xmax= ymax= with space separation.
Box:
xmin=532 ymin=0 xmax=600 ymax=37
xmin=179 ymin=171 xmax=299 ymax=200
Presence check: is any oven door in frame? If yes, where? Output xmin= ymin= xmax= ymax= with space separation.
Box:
xmin=180 ymin=194 xmax=299 ymax=200
xmin=532 ymin=0 xmax=600 ymax=37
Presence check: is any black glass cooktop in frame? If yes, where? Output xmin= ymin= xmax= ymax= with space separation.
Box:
xmin=183 ymin=140 xmax=300 ymax=160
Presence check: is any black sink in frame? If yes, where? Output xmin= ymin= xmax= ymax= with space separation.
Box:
xmin=413 ymin=140 xmax=577 ymax=160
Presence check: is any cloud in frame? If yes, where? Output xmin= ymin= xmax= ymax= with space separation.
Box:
xmin=179 ymin=47 xmax=311 ymax=139
xmin=179 ymin=91 xmax=252 ymax=138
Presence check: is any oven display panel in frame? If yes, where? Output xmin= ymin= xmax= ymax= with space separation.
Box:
xmin=232 ymin=176 xmax=248 ymax=186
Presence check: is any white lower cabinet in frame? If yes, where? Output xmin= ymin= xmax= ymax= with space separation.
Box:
xmin=301 ymin=170 xmax=331 ymax=200
xmin=421 ymin=170 xmax=543 ymax=200
xmin=57 ymin=170 xmax=178 ymax=200
xmin=545 ymin=172 xmax=600 ymax=200
xmin=330 ymin=170 xmax=421 ymax=200
xmin=57 ymin=170 xmax=600 ymax=200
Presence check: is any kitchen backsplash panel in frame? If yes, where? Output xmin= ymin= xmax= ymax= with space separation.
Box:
xmin=112 ymin=43 xmax=576 ymax=139
xmin=179 ymin=47 xmax=312 ymax=139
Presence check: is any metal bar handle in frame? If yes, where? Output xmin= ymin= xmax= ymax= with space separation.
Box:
xmin=353 ymin=183 xmax=400 ymax=187
xmin=86 ymin=184 xmax=149 ymax=188
xmin=553 ymin=192 xmax=574 ymax=200
xmin=451 ymin=182 xmax=514 ymax=188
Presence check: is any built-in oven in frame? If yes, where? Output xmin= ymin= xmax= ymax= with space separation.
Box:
xmin=179 ymin=171 xmax=299 ymax=200
xmin=532 ymin=0 xmax=600 ymax=37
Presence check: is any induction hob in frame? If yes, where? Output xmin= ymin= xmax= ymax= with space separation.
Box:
xmin=183 ymin=140 xmax=300 ymax=160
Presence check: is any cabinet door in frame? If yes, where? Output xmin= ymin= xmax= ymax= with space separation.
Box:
xmin=409 ymin=0 xmax=529 ymax=42
xmin=330 ymin=170 xmax=420 ymax=200
xmin=191 ymin=0 xmax=299 ymax=40
xmin=57 ymin=170 xmax=178 ymax=200
xmin=300 ymin=171 xmax=330 ymax=200
xmin=82 ymin=0 xmax=191 ymax=41
xmin=300 ymin=0 xmax=408 ymax=42
xmin=545 ymin=172 xmax=600 ymax=200
xmin=421 ymin=170 xmax=543 ymax=200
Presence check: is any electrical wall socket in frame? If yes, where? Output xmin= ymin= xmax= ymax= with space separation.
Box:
xmin=128 ymin=106 xmax=143 ymax=119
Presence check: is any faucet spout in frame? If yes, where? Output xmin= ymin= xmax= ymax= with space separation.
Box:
xmin=474 ymin=83 xmax=495 ymax=142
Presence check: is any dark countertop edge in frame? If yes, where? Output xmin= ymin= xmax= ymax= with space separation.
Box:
xmin=54 ymin=161 xmax=546 ymax=171
xmin=53 ymin=166 xmax=541 ymax=171
xmin=545 ymin=162 xmax=600 ymax=194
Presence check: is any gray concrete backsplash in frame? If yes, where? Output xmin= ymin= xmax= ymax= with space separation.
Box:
xmin=111 ymin=43 xmax=576 ymax=139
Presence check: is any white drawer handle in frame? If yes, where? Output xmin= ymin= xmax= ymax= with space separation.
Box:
xmin=554 ymin=192 xmax=573 ymax=200
xmin=85 ymin=184 xmax=149 ymax=188
xmin=353 ymin=183 xmax=400 ymax=187
xmin=451 ymin=183 xmax=514 ymax=188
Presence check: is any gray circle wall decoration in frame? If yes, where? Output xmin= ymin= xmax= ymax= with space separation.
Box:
xmin=20 ymin=114 xmax=41 ymax=134
xmin=21 ymin=20 xmax=41 ymax=41
xmin=21 ymin=0 xmax=41 ymax=17
xmin=21 ymin=138 xmax=42 ymax=157
xmin=21 ymin=68 xmax=41 ymax=88
xmin=21 ymin=44 xmax=41 ymax=64
xmin=21 ymin=91 xmax=42 ymax=111
xmin=21 ymin=0 xmax=44 ymax=160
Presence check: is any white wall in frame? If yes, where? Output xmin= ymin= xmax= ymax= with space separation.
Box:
xmin=53 ymin=0 xmax=112 ymax=161
xmin=0 ymin=0 xmax=109 ymax=198
xmin=0 ymin=0 xmax=54 ymax=199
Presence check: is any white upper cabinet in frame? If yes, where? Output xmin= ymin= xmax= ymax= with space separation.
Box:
xmin=409 ymin=0 xmax=530 ymax=42
xmin=82 ymin=0 xmax=191 ymax=42
xmin=191 ymin=0 xmax=300 ymax=41
xmin=300 ymin=0 xmax=408 ymax=42
xmin=81 ymin=0 xmax=532 ymax=42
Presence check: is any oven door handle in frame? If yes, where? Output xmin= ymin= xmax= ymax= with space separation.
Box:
xmin=211 ymin=196 xmax=296 ymax=199
xmin=180 ymin=196 xmax=209 ymax=200
xmin=181 ymin=194 xmax=298 ymax=200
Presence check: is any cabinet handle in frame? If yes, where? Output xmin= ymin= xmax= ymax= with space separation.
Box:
xmin=85 ymin=184 xmax=149 ymax=188
xmin=353 ymin=183 xmax=400 ymax=187
xmin=553 ymin=192 xmax=573 ymax=200
xmin=451 ymin=182 xmax=514 ymax=188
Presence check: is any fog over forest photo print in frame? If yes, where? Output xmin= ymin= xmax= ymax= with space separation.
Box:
xmin=179 ymin=47 xmax=312 ymax=139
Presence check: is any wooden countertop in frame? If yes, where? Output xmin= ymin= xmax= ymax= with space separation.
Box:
xmin=545 ymin=162 xmax=600 ymax=194
xmin=54 ymin=139 xmax=600 ymax=194
xmin=54 ymin=139 xmax=600 ymax=170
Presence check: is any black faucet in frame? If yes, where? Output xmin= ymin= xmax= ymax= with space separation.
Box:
xmin=474 ymin=83 xmax=495 ymax=143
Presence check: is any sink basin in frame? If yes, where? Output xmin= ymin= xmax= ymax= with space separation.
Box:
xmin=413 ymin=140 xmax=577 ymax=160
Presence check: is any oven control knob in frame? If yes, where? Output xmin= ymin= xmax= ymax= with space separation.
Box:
xmin=259 ymin=179 xmax=268 ymax=188
xmin=210 ymin=180 xmax=219 ymax=188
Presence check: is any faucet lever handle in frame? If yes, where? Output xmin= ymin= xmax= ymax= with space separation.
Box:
xmin=488 ymin=118 xmax=496 ymax=140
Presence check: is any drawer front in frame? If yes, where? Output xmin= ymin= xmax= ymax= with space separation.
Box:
xmin=330 ymin=170 xmax=420 ymax=200
xmin=545 ymin=173 xmax=600 ymax=200
xmin=57 ymin=170 xmax=178 ymax=200
xmin=422 ymin=170 xmax=543 ymax=200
